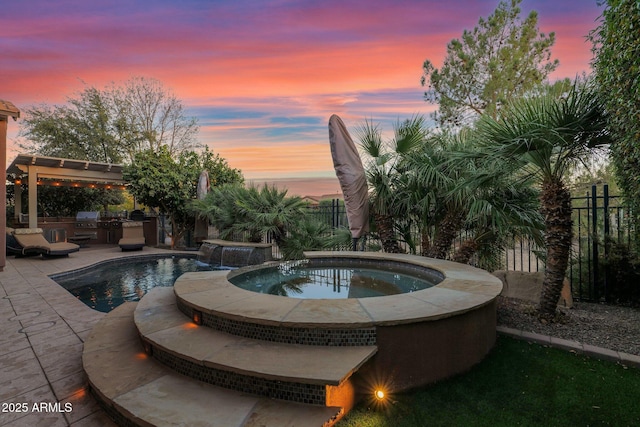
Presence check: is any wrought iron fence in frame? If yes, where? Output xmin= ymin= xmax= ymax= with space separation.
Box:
xmin=306 ymin=199 xmax=349 ymax=229
xmin=487 ymin=184 xmax=635 ymax=302
xmin=313 ymin=185 xmax=635 ymax=302
xmin=569 ymin=184 xmax=635 ymax=302
xmin=185 ymin=183 xmax=633 ymax=302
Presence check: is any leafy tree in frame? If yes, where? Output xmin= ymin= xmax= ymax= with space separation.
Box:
xmin=421 ymin=0 xmax=560 ymax=127
xmin=124 ymin=146 xmax=242 ymax=248
xmin=590 ymin=0 xmax=640 ymax=240
xmin=18 ymin=77 xmax=203 ymax=223
xmin=475 ymin=81 xmax=608 ymax=318
xmin=19 ymin=76 xmax=200 ymax=163
xmin=107 ymin=76 xmax=201 ymax=161
xmin=17 ymin=86 xmax=127 ymax=213
xmin=20 ymin=87 xmax=123 ymax=163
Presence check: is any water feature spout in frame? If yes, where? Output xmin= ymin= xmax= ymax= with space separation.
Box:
xmin=197 ymin=240 xmax=273 ymax=267
xmin=197 ymin=242 xmax=218 ymax=266
xmin=221 ymin=246 xmax=255 ymax=267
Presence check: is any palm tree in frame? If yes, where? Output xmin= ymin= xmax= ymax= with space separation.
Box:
xmin=403 ymin=130 xmax=543 ymax=267
xmin=451 ymin=175 xmax=544 ymax=267
xmin=234 ymin=184 xmax=308 ymax=247
xmin=402 ymin=131 xmax=472 ymax=259
xmin=279 ymin=219 xmax=352 ymax=260
xmin=191 ymin=184 xmax=308 ymax=245
xmin=191 ymin=183 xmax=262 ymax=242
xmin=441 ymin=129 xmax=544 ymax=267
xmin=357 ymin=116 xmax=428 ymax=253
xmin=475 ymin=81 xmax=608 ymax=318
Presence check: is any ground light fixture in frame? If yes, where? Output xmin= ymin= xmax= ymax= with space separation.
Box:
xmin=142 ymin=340 xmax=153 ymax=356
xmin=370 ymin=384 xmax=392 ymax=410
xmin=192 ymin=310 xmax=202 ymax=325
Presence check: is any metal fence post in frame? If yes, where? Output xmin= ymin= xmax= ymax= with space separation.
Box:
xmin=603 ymin=184 xmax=610 ymax=301
xmin=591 ymin=185 xmax=599 ymax=300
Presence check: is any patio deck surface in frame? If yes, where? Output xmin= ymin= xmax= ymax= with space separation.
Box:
xmin=0 ymin=245 xmax=192 ymax=426
xmin=1 ymin=245 xmax=637 ymax=426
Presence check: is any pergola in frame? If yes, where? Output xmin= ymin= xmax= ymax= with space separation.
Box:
xmin=1 ymin=100 xmax=21 ymax=271
xmin=6 ymin=154 xmax=125 ymax=228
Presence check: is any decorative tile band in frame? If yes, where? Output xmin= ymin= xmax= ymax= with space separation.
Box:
xmin=148 ymin=341 xmax=327 ymax=406
xmin=177 ymin=298 xmax=377 ymax=346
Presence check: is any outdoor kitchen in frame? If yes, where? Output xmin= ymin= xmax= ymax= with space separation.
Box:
xmin=6 ymin=155 xmax=159 ymax=248
xmin=13 ymin=211 xmax=158 ymax=247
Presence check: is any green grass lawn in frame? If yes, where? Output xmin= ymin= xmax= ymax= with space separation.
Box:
xmin=337 ymin=336 xmax=640 ymax=427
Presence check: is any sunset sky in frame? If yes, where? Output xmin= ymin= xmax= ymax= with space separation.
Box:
xmin=2 ymin=0 xmax=602 ymax=194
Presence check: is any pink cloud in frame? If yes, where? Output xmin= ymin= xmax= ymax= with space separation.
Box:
xmin=2 ymin=0 xmax=602 ymax=180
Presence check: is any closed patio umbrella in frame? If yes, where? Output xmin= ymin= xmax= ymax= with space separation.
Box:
xmin=194 ymin=170 xmax=210 ymax=242
xmin=328 ymin=114 xmax=369 ymax=250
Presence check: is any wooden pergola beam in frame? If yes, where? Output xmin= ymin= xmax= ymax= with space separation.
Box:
xmin=7 ymin=154 xmax=126 ymax=228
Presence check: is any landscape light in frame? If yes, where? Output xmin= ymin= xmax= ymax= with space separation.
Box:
xmin=142 ymin=341 xmax=153 ymax=356
xmin=192 ymin=310 xmax=202 ymax=325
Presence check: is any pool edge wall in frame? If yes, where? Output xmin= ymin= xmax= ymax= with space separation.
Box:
xmin=356 ymin=299 xmax=497 ymax=393
xmin=177 ymin=251 xmax=502 ymax=396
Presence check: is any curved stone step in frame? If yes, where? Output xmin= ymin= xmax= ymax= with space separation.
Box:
xmin=135 ymin=288 xmax=376 ymax=407
xmin=83 ymin=302 xmax=344 ymax=427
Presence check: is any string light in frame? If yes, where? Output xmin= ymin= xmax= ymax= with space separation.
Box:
xmin=13 ymin=178 xmax=125 ymax=190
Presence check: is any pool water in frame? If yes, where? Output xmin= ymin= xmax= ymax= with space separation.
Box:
xmin=53 ymin=257 xmax=212 ymax=312
xmin=228 ymin=263 xmax=438 ymax=299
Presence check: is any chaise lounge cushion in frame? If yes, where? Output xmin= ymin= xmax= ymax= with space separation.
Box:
xmin=119 ymin=221 xmax=145 ymax=251
xmin=6 ymin=227 xmax=29 ymax=256
xmin=12 ymin=228 xmax=80 ymax=257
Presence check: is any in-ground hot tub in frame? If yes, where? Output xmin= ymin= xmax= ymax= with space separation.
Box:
xmin=228 ymin=257 xmax=444 ymax=299
xmin=174 ymin=251 xmax=503 ymax=394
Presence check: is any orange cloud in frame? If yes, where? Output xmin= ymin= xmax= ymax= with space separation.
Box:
xmin=2 ymin=0 xmax=602 ymax=181
xmin=213 ymin=143 xmax=336 ymax=179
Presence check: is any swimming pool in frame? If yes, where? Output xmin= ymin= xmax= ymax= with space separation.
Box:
xmin=52 ymin=256 xmax=214 ymax=312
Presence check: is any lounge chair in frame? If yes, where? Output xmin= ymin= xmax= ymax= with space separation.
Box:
xmin=118 ymin=221 xmax=145 ymax=251
xmin=11 ymin=228 xmax=80 ymax=257
xmin=6 ymin=227 xmax=35 ymax=257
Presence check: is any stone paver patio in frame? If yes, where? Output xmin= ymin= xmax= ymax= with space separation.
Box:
xmin=0 ymin=246 xmax=190 ymax=426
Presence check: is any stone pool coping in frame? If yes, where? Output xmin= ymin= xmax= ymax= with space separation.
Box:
xmin=175 ymin=251 xmax=503 ymax=328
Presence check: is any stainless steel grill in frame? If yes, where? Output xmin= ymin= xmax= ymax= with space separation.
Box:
xmin=75 ymin=211 xmax=100 ymax=228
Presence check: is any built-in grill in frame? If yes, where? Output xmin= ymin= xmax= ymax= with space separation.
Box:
xmin=75 ymin=211 xmax=101 ymax=229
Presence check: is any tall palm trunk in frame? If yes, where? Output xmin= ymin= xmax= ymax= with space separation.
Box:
xmin=538 ymin=178 xmax=573 ymax=317
xmin=452 ymin=238 xmax=479 ymax=264
xmin=426 ymin=210 xmax=464 ymax=259
xmin=420 ymin=229 xmax=431 ymax=257
xmin=375 ymin=213 xmax=402 ymax=253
